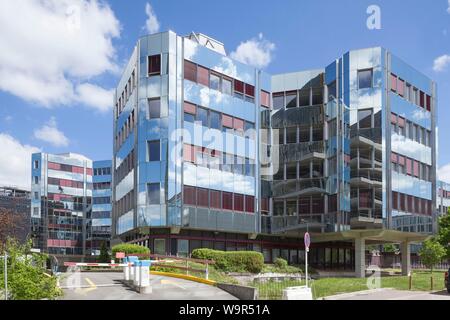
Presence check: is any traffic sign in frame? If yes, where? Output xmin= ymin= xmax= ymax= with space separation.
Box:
xmin=304 ymin=232 xmax=311 ymax=249
xmin=116 ymin=252 xmax=125 ymax=259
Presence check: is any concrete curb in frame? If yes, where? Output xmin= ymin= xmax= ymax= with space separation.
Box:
xmin=217 ymin=283 xmax=258 ymax=300
xmin=150 ymin=271 xmax=217 ymax=286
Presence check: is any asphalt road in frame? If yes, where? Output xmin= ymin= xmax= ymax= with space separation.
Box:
xmin=324 ymin=288 xmax=450 ymax=300
xmin=59 ymin=271 xmax=237 ymax=300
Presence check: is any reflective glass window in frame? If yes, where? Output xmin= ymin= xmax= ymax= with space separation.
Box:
xmin=285 ymin=91 xmax=297 ymax=108
xmin=299 ymin=127 xmax=310 ymax=143
xmin=234 ymin=80 xmax=244 ymax=94
xmin=299 ymin=89 xmax=310 ymax=107
xmin=210 ymin=111 xmax=221 ymax=130
xmin=397 ymin=79 xmax=405 ymax=96
xmin=358 ymin=109 xmax=372 ymax=129
xmin=245 ymin=84 xmax=255 ymax=98
xmin=196 ymin=107 xmax=208 ymax=127
xmin=390 ymin=74 xmax=397 ymax=92
xmin=210 ymin=73 xmax=220 ymax=91
xmin=147 ymin=183 xmax=160 ymax=204
xmin=148 ymin=55 xmax=161 ymax=75
xmin=273 ymin=201 xmax=284 ymax=216
xmin=183 ymin=186 xmax=196 ymax=206
xmin=197 ymin=188 xmax=209 ymax=207
xmin=222 ymin=78 xmax=232 ymax=95
xmin=286 ymin=127 xmax=297 ymax=144
xmin=261 ymin=91 xmax=270 ymax=108
xmin=245 ymin=195 xmax=255 ymax=213
xmin=312 ymin=87 xmax=323 ymax=105
xmin=273 ymin=93 xmax=284 ymax=110
xmin=358 ymin=69 xmax=373 ymax=89
xmin=148 ymin=140 xmax=160 ymax=162
xmin=234 ymin=194 xmax=244 ymax=212
xmin=286 ymin=162 xmax=297 ymax=179
xmin=148 ymin=98 xmax=160 ymax=119
xmin=222 ymin=192 xmax=233 ymax=210
xmin=210 ymin=190 xmax=221 ymax=209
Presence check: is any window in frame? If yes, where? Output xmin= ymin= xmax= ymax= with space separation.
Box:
xmin=34 ymin=192 xmax=39 ymax=200
xmin=358 ymin=69 xmax=373 ymax=89
xmin=154 ymin=239 xmax=166 ymax=255
xmin=34 ymin=176 xmax=39 ymax=184
xmin=210 ymin=73 xmax=220 ymax=91
xmin=210 ymin=190 xmax=221 ymax=209
xmin=273 ymin=201 xmax=284 ymax=216
xmin=397 ymin=79 xmax=405 ymax=97
xmin=286 ymin=200 xmax=297 ymax=216
xmin=286 ymin=127 xmax=297 ymax=144
xmin=210 ymin=111 xmax=221 ymax=130
xmin=245 ymin=158 xmax=255 ymax=177
xmin=197 ymin=188 xmax=209 ymax=207
xmin=222 ymin=114 xmax=233 ymax=129
xmin=222 ymin=192 xmax=233 ymax=210
xmin=405 ymin=83 xmax=411 ymax=101
xmin=285 ymin=91 xmax=297 ymax=108
xmin=148 ymin=98 xmax=160 ymax=119
xmin=299 ymin=127 xmax=310 ymax=143
xmin=273 ymin=93 xmax=284 ymax=110
xmin=312 ymin=127 xmax=323 ymax=141
xmin=183 ymin=186 xmax=196 ymax=206
xmin=148 ymin=55 xmax=161 ymax=75
xmin=184 ymin=60 xmax=196 ymax=82
xmin=34 ymin=160 xmax=39 ymax=169
xmin=390 ymin=74 xmax=397 ymax=92
xmin=245 ymin=84 xmax=255 ymax=98
xmin=234 ymin=194 xmax=244 ymax=212
xmin=245 ymin=195 xmax=255 ymax=213
xmin=196 ymin=107 xmax=208 ymax=127
xmin=197 ymin=66 xmax=209 ymax=87
xmin=148 ymin=140 xmax=160 ymax=161
xmin=234 ymin=80 xmax=244 ymax=96
xmin=426 ymin=95 xmax=431 ymax=112
xmin=358 ymin=109 xmax=372 ymax=129
xmin=419 ymin=91 xmax=425 ymax=108
xmin=147 ymin=183 xmax=160 ymax=204
xmin=286 ymin=162 xmax=297 ymax=179
xmin=312 ymin=87 xmax=323 ymax=105
xmin=298 ymin=89 xmax=310 ymax=107
xmin=222 ymin=78 xmax=232 ymax=95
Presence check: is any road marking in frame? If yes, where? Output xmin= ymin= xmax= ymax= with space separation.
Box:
xmin=82 ymin=277 xmax=97 ymax=293
xmin=161 ymin=279 xmax=186 ymax=290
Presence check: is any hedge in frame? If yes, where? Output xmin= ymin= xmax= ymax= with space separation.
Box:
xmin=111 ymin=243 xmax=150 ymax=257
xmin=191 ymin=249 xmax=264 ymax=274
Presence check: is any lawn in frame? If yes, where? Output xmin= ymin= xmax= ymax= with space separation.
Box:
xmin=253 ymin=270 xmax=446 ymax=300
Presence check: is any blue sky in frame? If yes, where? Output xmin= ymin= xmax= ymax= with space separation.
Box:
xmin=1 ymin=0 xmax=450 ymax=189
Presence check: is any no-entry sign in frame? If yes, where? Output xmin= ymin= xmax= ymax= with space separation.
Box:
xmin=304 ymin=232 xmax=311 ymax=249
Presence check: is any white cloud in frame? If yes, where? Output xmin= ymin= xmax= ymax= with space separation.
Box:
xmin=230 ymin=33 xmax=275 ymax=69
xmin=433 ymin=54 xmax=450 ymax=72
xmin=0 ymin=0 xmax=120 ymax=110
xmin=33 ymin=117 xmax=70 ymax=147
xmin=448 ymin=0 xmax=450 ymax=14
xmin=439 ymin=163 xmax=450 ymax=184
xmin=75 ymin=83 xmax=114 ymax=112
xmin=0 ymin=134 xmax=40 ymax=190
xmin=144 ymin=2 xmax=160 ymax=34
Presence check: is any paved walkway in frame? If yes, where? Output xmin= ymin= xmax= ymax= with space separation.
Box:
xmin=323 ymin=288 xmax=450 ymax=300
xmin=59 ymin=271 xmax=237 ymax=300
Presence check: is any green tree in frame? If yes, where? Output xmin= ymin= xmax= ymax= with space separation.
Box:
xmin=437 ymin=214 xmax=450 ymax=258
xmin=418 ymin=238 xmax=446 ymax=290
xmin=98 ymin=242 xmax=110 ymax=263
xmin=0 ymin=238 xmax=61 ymax=300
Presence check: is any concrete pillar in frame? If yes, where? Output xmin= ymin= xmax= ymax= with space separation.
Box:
xmin=401 ymin=241 xmax=411 ymax=276
xmin=355 ymin=237 xmax=366 ymax=278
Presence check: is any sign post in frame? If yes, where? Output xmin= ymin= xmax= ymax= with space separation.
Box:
xmin=304 ymin=232 xmax=310 ymax=288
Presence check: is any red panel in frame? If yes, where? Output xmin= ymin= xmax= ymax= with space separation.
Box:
xmin=86 ymin=168 xmax=93 ymax=176
xmin=184 ymin=60 xmax=197 ymax=82
xmin=261 ymin=198 xmax=269 ymax=212
xmin=184 ymin=102 xmax=196 ymax=115
xmin=234 ymin=80 xmax=244 ymax=94
xmin=48 ymin=162 xmax=61 ymax=170
xmin=397 ymin=79 xmax=404 ymax=96
xmin=261 ymin=91 xmax=270 ymax=108
xmin=245 ymin=84 xmax=255 ymax=97
xmin=390 ymin=113 xmax=397 ymax=124
xmin=245 ymin=195 xmax=255 ymax=213
xmin=398 ymin=117 xmax=405 ymax=128
xmin=210 ymin=190 xmax=221 ymax=209
xmin=390 ymin=74 xmax=397 ymax=92
xmin=406 ymin=158 xmax=412 ymax=175
xmin=426 ymin=95 xmax=431 ymax=112
xmin=183 ymin=144 xmax=195 ymax=163
xmin=197 ymin=188 xmax=209 ymax=207
xmin=222 ymin=192 xmax=233 ymax=210
xmin=233 ymin=118 xmax=244 ymax=131
xmin=413 ymin=161 xmax=419 ymax=178
xmin=391 ymin=153 xmax=398 ymax=163
xmin=392 ymin=192 xmax=398 ymax=210
xmin=398 ymin=155 xmax=405 ymax=166
xmin=234 ymin=194 xmax=244 ymax=212
xmin=72 ymin=166 xmax=84 ymax=174
xmin=197 ymin=65 xmax=209 ymax=87
xmin=183 ymin=186 xmax=196 ymax=206
xmin=222 ymin=114 xmax=233 ymax=128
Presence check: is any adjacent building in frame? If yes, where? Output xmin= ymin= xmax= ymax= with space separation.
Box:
xmin=0 ymin=186 xmax=31 ymax=243
xmin=111 ymin=31 xmax=437 ymax=277
xmin=30 ymin=153 xmax=112 ymax=259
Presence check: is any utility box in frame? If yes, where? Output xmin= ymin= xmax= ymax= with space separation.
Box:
xmin=282 ymin=286 xmax=313 ymax=300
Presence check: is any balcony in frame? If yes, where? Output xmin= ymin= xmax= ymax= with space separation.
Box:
xmin=278 ymin=141 xmax=326 ymax=163
xmin=350 ymin=170 xmax=382 ymax=187
xmin=272 ymin=178 xmax=327 ymax=198
xmin=269 ymin=214 xmax=326 ymax=234
xmin=350 ymin=128 xmax=382 ymax=149
xmin=272 ymin=105 xmax=324 ymax=129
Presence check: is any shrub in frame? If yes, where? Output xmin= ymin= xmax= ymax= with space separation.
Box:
xmin=274 ymin=257 xmax=288 ymax=269
xmin=111 ymin=243 xmax=150 ymax=258
xmin=191 ymin=249 xmax=264 ymax=274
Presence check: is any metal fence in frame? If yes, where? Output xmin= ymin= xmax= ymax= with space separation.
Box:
xmin=250 ymin=276 xmax=309 ymax=300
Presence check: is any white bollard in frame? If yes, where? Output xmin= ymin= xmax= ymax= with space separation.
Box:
xmin=133 ymin=263 xmax=140 ymax=287
xmin=137 ymin=261 xmax=152 ymax=294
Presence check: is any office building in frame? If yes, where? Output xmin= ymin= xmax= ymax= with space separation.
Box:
xmin=112 ymin=31 xmax=437 ymax=276
xmin=0 ymin=186 xmax=31 ymax=244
